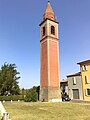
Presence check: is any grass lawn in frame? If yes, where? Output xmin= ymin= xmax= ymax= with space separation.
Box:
xmin=3 ymin=101 xmax=90 ymax=120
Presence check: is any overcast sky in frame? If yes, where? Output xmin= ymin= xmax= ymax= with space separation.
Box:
xmin=0 ymin=0 xmax=90 ymax=88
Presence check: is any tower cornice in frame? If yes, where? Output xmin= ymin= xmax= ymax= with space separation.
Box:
xmin=40 ymin=36 xmax=59 ymax=43
xmin=39 ymin=18 xmax=59 ymax=26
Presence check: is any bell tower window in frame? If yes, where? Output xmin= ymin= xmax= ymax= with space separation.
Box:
xmin=51 ymin=25 xmax=55 ymax=35
xmin=43 ymin=26 xmax=45 ymax=36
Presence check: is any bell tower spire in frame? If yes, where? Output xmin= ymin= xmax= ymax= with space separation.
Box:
xmin=43 ymin=1 xmax=55 ymax=21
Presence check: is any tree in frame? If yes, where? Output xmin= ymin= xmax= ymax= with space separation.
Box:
xmin=24 ymin=86 xmax=40 ymax=102
xmin=0 ymin=63 xmax=20 ymax=96
xmin=24 ymin=88 xmax=38 ymax=102
xmin=33 ymin=86 xmax=40 ymax=100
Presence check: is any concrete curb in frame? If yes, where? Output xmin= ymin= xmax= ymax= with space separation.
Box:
xmin=0 ymin=101 xmax=11 ymax=120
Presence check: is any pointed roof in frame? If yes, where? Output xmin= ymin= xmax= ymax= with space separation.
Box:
xmin=43 ymin=1 xmax=55 ymax=21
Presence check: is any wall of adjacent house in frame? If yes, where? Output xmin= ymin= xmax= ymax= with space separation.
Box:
xmin=80 ymin=63 xmax=90 ymax=101
xmin=67 ymin=76 xmax=83 ymax=100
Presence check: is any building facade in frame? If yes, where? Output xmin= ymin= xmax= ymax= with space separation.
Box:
xmin=67 ymin=72 xmax=83 ymax=100
xmin=40 ymin=1 xmax=61 ymax=102
xmin=77 ymin=60 xmax=90 ymax=101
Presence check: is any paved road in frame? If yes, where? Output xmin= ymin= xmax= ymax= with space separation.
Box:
xmin=71 ymin=99 xmax=90 ymax=104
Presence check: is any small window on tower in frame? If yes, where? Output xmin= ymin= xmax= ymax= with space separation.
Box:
xmin=51 ymin=26 xmax=55 ymax=35
xmin=43 ymin=26 xmax=45 ymax=36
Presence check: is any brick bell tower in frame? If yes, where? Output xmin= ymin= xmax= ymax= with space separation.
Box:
xmin=40 ymin=1 xmax=61 ymax=102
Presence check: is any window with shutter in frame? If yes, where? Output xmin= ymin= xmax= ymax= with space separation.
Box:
xmin=73 ymin=77 xmax=76 ymax=85
xmin=82 ymin=66 xmax=84 ymax=71
xmin=85 ymin=89 xmax=87 ymax=96
xmin=87 ymin=89 xmax=90 ymax=95
xmin=82 ymin=65 xmax=87 ymax=71
xmin=85 ymin=76 xmax=89 ymax=84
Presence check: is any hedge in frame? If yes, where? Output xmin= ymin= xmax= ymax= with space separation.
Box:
xmin=0 ymin=95 xmax=24 ymax=101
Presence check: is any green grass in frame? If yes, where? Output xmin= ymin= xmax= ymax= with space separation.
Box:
xmin=3 ymin=102 xmax=90 ymax=120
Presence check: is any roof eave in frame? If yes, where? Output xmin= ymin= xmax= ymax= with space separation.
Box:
xmin=77 ymin=59 xmax=90 ymax=65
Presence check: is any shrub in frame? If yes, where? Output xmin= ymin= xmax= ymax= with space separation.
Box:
xmin=0 ymin=95 xmax=24 ymax=101
xmin=24 ymin=89 xmax=38 ymax=102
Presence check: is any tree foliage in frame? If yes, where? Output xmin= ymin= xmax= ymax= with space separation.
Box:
xmin=0 ymin=63 xmax=20 ymax=96
xmin=24 ymin=86 xmax=39 ymax=102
